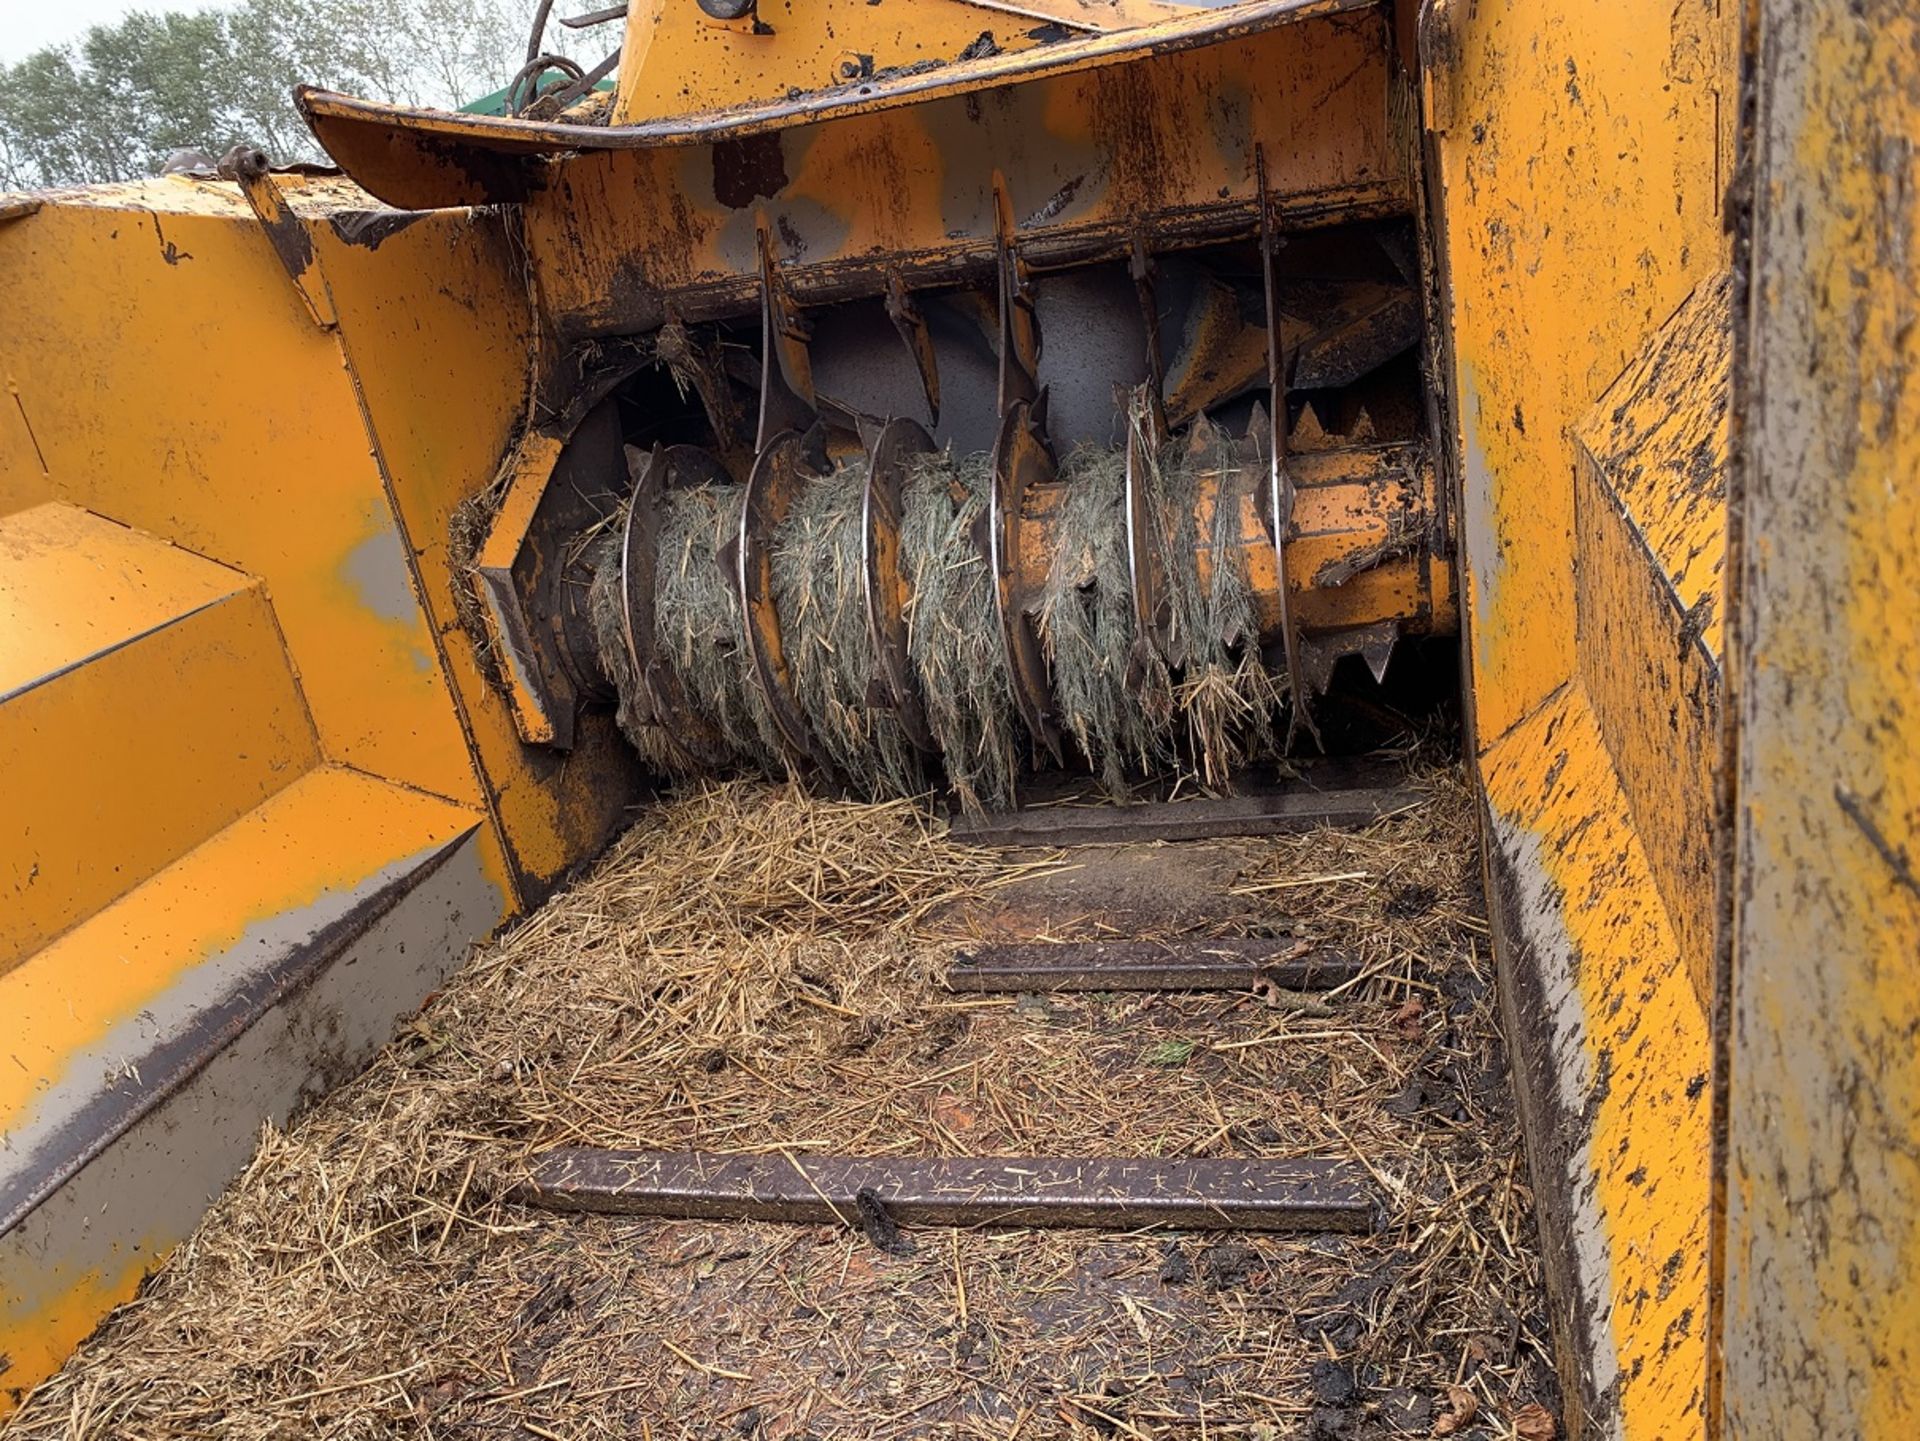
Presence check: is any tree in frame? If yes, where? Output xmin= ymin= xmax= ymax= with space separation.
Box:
xmin=0 ymin=0 xmax=603 ymax=189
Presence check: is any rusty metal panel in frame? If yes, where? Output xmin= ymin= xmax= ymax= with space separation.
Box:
xmin=1719 ymin=3 xmax=1920 ymax=1435
xmin=944 ymin=776 xmax=1420 ymax=844
xmin=300 ymin=2 xmax=1379 ymax=210
xmin=945 ymin=939 xmax=1361 ymax=992
xmin=522 ymin=1150 xmax=1375 ymax=1232
xmin=528 ymin=9 xmax=1408 ymax=342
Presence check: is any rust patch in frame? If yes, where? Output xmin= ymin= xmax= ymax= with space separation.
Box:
xmin=711 ymin=132 xmax=788 ymax=209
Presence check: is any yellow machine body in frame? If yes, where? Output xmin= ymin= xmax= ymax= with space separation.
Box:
xmin=1 ymin=1 xmax=1915 ymax=1435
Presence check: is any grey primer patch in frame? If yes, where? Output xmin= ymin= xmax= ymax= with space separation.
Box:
xmin=1487 ymin=807 xmax=1626 ymax=1441
xmin=0 ymin=831 xmax=502 ymax=1341
xmin=1457 ymin=363 xmax=1504 ymax=653
xmin=344 ymin=523 xmax=423 ymax=624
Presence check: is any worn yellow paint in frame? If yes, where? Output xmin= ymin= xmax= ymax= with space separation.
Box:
xmin=1483 ymin=687 xmax=1712 ymax=1437
xmin=0 ymin=190 xmax=478 ymax=805
xmin=1572 ymin=276 xmax=1730 ymax=1002
xmin=0 ymin=383 xmax=52 ymax=517
xmin=0 ymin=1234 xmax=162 ymax=1414
xmin=1576 ymin=277 xmax=1731 ymax=659
xmin=472 ymin=431 xmax=567 ymax=747
xmin=612 ymin=0 xmax=1070 ymax=125
xmin=1426 ymin=0 xmax=1736 ymax=743
xmin=609 ymin=0 xmax=1295 ymax=129
xmin=0 ymin=500 xmax=250 ymax=696
xmin=1572 ymin=460 xmax=1719 ymax=1006
xmin=1 ymin=580 xmax=318 ymax=976
xmin=1720 ymin=4 xmax=1920 ymax=1435
xmin=309 ymin=206 xmax=642 ymax=893
xmin=0 ymin=765 xmax=480 ymax=1149
xmin=1424 ymin=1 xmax=1737 ymax=1434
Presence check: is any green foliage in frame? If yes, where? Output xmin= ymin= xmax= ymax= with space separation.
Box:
xmin=0 ymin=0 xmax=553 ymax=189
xmin=1145 ymin=1038 xmax=1197 ymax=1067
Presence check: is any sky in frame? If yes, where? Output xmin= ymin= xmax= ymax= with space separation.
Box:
xmin=0 ymin=0 xmax=239 ymax=66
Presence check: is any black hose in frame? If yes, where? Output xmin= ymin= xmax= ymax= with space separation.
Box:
xmin=524 ymin=0 xmax=558 ymax=64
xmin=506 ymin=53 xmax=586 ymax=116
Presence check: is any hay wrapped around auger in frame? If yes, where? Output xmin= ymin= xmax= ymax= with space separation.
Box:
xmin=1030 ymin=422 xmax=1286 ymax=801
xmin=902 ymin=450 xmax=1025 ymax=814
xmin=770 ymin=458 xmax=925 ymax=800
xmin=1037 ymin=445 xmax=1170 ymax=799
xmin=1149 ymin=419 xmax=1287 ymax=789
xmin=593 ymin=433 xmax=1292 ymax=813
xmin=592 ymin=481 xmax=787 ymax=779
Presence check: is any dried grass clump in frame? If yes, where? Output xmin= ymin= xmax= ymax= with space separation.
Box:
xmin=602 ymin=418 xmax=1293 ymax=812
xmin=1038 ymin=444 xmax=1170 ymax=799
xmin=902 ymin=451 xmax=1024 ymax=815
xmin=770 ymin=457 xmax=924 ymax=799
xmin=1153 ymin=421 xmax=1285 ymax=788
xmin=446 ymin=451 xmax=517 ymax=694
xmin=586 ymin=525 xmax=682 ymax=777
xmin=653 ymin=484 xmax=786 ymax=777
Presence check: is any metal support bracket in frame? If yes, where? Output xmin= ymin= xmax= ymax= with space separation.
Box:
xmin=885 ymin=271 xmax=942 ymax=427
xmin=755 ymin=222 xmax=818 ymax=451
xmin=225 ymin=147 xmax=337 ymax=330
xmin=619 ymin=442 xmax=733 ymax=769
xmin=736 ymin=236 xmax=832 ymax=777
xmin=985 ymin=173 xmax=1065 ymax=768
xmin=861 ymin=417 xmax=940 ymax=752
xmin=739 ymin=428 xmax=835 ymax=778
xmin=1256 ymin=144 xmax=1320 ymax=749
xmin=993 ymin=174 xmax=1042 ymax=413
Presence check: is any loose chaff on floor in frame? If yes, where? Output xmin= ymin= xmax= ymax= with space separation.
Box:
xmin=3 ymin=769 xmax=1556 ymax=1440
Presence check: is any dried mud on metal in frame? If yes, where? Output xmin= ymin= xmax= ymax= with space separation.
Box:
xmin=4 ymin=768 xmax=1555 ymax=1440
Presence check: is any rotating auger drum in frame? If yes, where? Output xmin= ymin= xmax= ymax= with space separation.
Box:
xmin=569 ymin=176 xmax=1453 ymax=815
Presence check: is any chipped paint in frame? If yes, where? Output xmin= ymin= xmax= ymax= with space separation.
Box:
xmin=1425 ymin=1 xmax=1736 ymax=1432
xmin=1484 ymin=689 xmax=1712 ymax=1440
xmin=0 ymin=781 xmax=501 ymax=1411
xmin=1720 ymin=3 xmax=1920 ymax=1435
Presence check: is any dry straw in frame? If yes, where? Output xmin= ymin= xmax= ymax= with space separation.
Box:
xmin=594 ymin=424 xmax=1296 ymax=812
xmin=5 ymin=769 xmax=1554 ymax=1439
xmin=1151 ymin=420 xmax=1285 ymax=789
xmin=1037 ymin=445 xmax=1169 ymax=800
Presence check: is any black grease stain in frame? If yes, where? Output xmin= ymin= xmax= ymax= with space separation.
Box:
xmin=152 ymin=213 xmax=191 ymax=265
xmin=713 ymin=132 xmax=788 ymax=209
